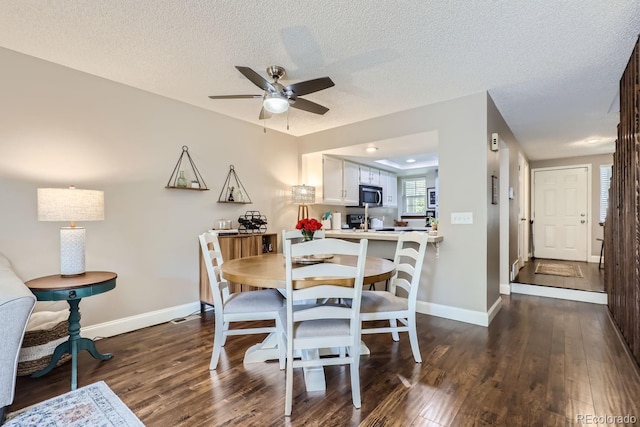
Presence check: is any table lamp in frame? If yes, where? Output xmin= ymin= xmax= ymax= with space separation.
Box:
xmin=37 ymin=186 xmax=104 ymax=276
xmin=292 ymin=184 xmax=315 ymax=221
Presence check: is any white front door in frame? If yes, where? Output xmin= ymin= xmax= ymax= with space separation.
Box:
xmin=533 ymin=167 xmax=589 ymax=261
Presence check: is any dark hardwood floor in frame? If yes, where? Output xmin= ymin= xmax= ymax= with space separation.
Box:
xmin=10 ymin=294 xmax=639 ymax=426
xmin=515 ymin=259 xmax=605 ymax=293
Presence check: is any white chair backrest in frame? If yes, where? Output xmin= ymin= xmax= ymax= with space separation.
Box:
xmin=284 ymin=238 xmax=368 ymax=344
xmin=199 ymin=231 xmax=229 ymax=308
xmin=390 ymin=231 xmax=428 ymax=303
xmin=282 ymin=229 xmax=326 ymax=257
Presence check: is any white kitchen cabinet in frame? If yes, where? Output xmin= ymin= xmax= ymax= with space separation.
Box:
xmin=321 ymin=156 xmax=360 ymax=206
xmin=359 ymin=165 xmax=381 ymax=186
xmin=380 ymin=170 xmax=398 ymax=207
xmin=322 ymin=156 xmax=344 ymax=204
xmin=343 ymin=161 xmax=360 ymax=205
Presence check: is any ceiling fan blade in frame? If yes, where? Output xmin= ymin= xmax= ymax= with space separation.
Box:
xmin=284 ymin=77 xmax=334 ymax=96
xmin=236 ymin=66 xmax=276 ymax=92
xmin=290 ymin=97 xmax=329 ymax=115
xmin=208 ymin=95 xmax=263 ymax=99
xmin=259 ymin=107 xmax=272 ymax=120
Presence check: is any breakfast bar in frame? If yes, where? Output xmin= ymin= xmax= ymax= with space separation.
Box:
xmin=324 ymin=230 xmax=443 ymax=258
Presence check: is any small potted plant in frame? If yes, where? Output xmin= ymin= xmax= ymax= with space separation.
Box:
xmin=296 ymin=218 xmax=323 ymax=241
xmin=429 ymin=218 xmax=439 ymax=235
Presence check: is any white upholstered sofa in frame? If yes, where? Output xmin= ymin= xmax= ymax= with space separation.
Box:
xmin=0 ymin=254 xmax=36 ymax=424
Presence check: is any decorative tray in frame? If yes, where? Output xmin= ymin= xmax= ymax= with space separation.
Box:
xmin=292 ymin=254 xmax=334 ymax=265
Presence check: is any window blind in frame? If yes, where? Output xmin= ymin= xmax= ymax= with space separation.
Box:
xmin=402 ymin=177 xmax=427 ymax=214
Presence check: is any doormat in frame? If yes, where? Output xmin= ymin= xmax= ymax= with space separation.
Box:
xmin=534 ymin=262 xmax=583 ymax=278
xmin=5 ymin=380 xmax=144 ymax=426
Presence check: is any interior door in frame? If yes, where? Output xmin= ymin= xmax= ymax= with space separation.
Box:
xmin=533 ymin=167 xmax=588 ymax=261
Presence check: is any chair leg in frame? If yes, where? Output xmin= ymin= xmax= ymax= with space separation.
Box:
xmin=408 ymin=317 xmax=422 ymax=363
xmin=390 ymin=318 xmax=400 ymax=341
xmin=209 ymin=321 xmax=224 ymax=370
xmin=277 ymin=321 xmax=285 ymax=370
xmin=220 ymin=321 xmax=230 ymax=346
xmin=350 ymin=359 xmax=361 ymax=408
xmin=284 ymin=352 xmax=294 ymax=416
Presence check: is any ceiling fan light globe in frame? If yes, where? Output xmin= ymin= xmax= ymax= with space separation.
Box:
xmin=263 ymin=93 xmax=289 ymax=114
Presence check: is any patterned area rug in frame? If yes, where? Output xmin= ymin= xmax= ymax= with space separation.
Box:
xmin=535 ymin=262 xmax=583 ymax=278
xmin=5 ymin=381 xmax=143 ymax=426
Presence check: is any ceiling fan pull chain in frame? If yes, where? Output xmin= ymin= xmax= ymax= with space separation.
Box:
xmin=287 ymin=109 xmax=290 ymax=130
xmin=263 ymin=119 xmax=266 ymax=133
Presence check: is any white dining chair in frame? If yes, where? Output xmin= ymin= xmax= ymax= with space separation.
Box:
xmin=359 ymin=231 xmax=428 ymax=363
xmin=281 ymin=229 xmax=325 ymax=258
xmin=199 ymin=231 xmax=285 ymax=370
xmin=279 ymin=237 xmax=368 ymax=416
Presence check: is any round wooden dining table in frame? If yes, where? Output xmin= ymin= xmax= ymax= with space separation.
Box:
xmin=219 ymin=252 xmax=395 ymax=392
xmin=221 ymin=253 xmax=395 ymax=289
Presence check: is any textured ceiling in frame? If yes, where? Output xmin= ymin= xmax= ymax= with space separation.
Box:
xmin=0 ymin=1 xmax=638 ymax=161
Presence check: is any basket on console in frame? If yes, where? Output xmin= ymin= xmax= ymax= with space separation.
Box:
xmin=17 ymin=317 xmax=71 ymax=376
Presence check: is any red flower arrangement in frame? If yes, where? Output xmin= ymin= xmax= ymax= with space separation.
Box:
xmin=296 ymin=218 xmax=323 ymax=241
xmin=295 ymin=218 xmax=323 ymax=232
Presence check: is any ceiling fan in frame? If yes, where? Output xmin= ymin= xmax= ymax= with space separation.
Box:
xmin=208 ymin=65 xmax=335 ymax=120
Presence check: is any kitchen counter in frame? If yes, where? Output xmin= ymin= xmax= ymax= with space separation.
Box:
xmin=325 ymin=229 xmax=443 ymax=257
xmin=325 ymin=229 xmax=442 ymax=242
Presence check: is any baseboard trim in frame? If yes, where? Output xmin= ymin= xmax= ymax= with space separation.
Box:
xmin=417 ymin=298 xmax=501 ymax=327
xmin=511 ymin=282 xmax=607 ymax=304
xmin=487 ymin=297 xmax=502 ymax=325
xmin=606 ymin=309 xmax=640 ymax=381
xmin=82 ymin=301 xmax=205 ymax=339
xmin=500 ymin=283 xmax=511 ymax=295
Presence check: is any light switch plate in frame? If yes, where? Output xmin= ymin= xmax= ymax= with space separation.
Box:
xmin=451 ymin=212 xmax=473 ymax=224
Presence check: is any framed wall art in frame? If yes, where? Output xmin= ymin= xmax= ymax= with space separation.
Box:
xmin=427 ymin=187 xmax=437 ymax=209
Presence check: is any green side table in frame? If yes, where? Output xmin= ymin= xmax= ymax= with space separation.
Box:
xmin=25 ymin=271 xmax=117 ymax=390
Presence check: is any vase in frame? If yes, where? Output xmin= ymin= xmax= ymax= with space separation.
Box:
xmin=301 ymin=230 xmax=314 ymax=241
xmin=176 ymin=170 xmax=187 ymax=188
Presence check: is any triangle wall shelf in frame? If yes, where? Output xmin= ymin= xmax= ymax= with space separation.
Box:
xmin=166 ymin=146 xmax=209 ymax=191
xmin=217 ymin=165 xmax=252 ymax=204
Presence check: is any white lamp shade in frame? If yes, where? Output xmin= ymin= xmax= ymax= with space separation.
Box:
xmin=37 ymin=186 xmax=104 ymax=276
xmin=38 ymin=187 xmax=104 ymax=222
xmin=292 ymin=185 xmax=316 ymax=204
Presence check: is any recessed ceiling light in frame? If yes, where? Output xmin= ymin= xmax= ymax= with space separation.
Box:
xmin=365 ymin=147 xmax=378 ymax=153
xmin=406 ymin=158 xmax=416 ymax=163
xmin=586 ymin=138 xmax=599 ymax=144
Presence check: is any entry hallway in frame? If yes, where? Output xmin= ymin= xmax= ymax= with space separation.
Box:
xmin=11 ymin=294 xmax=640 ymax=426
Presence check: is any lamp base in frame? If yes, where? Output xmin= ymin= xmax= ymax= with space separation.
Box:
xmin=297 ymin=205 xmax=309 ymax=222
xmin=60 ymin=227 xmax=86 ymax=276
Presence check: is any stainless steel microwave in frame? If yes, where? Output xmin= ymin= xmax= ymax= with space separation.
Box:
xmin=358 ymin=185 xmax=383 ymax=207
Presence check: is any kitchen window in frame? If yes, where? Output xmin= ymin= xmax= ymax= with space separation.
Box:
xmin=402 ymin=177 xmax=427 ymax=215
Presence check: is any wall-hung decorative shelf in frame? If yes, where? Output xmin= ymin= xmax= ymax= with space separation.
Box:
xmin=166 ymin=145 xmax=209 ymax=190
xmin=217 ymin=165 xmax=252 ymax=204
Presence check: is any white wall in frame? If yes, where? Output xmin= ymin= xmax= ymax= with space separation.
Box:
xmin=299 ymin=93 xmax=495 ymax=316
xmin=486 ymin=95 xmax=529 ymax=301
xmin=0 ymin=48 xmax=299 ymax=328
